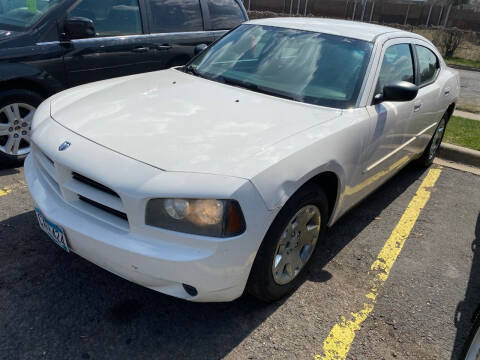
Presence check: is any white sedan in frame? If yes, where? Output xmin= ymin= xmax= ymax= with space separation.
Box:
xmin=25 ymin=18 xmax=459 ymax=302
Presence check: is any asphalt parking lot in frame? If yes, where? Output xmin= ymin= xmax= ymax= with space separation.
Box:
xmin=1 ymin=163 xmax=479 ymax=360
xmin=458 ymin=69 xmax=480 ymax=108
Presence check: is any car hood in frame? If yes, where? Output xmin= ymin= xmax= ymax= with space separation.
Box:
xmin=50 ymin=69 xmax=341 ymax=177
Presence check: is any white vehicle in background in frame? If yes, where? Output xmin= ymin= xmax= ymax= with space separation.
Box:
xmin=25 ymin=18 xmax=459 ymax=302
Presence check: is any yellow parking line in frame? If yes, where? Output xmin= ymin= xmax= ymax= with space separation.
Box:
xmin=316 ymin=167 xmax=442 ymax=360
xmin=0 ymin=187 xmax=12 ymax=197
xmin=0 ymin=181 xmax=27 ymax=197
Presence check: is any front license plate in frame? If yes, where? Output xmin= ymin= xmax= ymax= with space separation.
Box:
xmin=35 ymin=208 xmax=69 ymax=252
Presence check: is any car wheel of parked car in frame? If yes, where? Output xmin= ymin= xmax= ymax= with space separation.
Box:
xmin=0 ymin=89 xmax=43 ymax=165
xmin=247 ymin=184 xmax=328 ymax=302
xmin=417 ymin=112 xmax=448 ymax=167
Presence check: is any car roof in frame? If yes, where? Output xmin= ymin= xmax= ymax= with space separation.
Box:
xmin=245 ymin=17 xmax=414 ymax=42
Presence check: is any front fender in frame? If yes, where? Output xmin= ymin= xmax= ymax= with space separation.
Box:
xmin=0 ymin=62 xmax=63 ymax=95
xmin=0 ymin=62 xmax=43 ymax=82
xmin=246 ymin=108 xmax=372 ymax=227
xmin=0 ymin=41 xmax=67 ymax=94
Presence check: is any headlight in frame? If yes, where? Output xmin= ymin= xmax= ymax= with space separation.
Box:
xmin=145 ymin=199 xmax=246 ymax=237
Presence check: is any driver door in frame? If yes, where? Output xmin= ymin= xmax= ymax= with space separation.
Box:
xmin=62 ymin=0 xmax=159 ymax=87
xmin=362 ymin=41 xmax=417 ymax=180
xmin=347 ymin=40 xmax=417 ymax=205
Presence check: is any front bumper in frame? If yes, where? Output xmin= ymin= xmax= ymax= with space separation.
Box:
xmin=25 ymin=119 xmax=273 ymax=302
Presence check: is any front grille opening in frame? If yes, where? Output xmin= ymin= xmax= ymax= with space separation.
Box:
xmin=78 ymin=195 xmax=128 ymax=222
xmin=43 ymin=152 xmax=54 ymax=167
xmin=72 ymin=172 xmax=119 ymax=198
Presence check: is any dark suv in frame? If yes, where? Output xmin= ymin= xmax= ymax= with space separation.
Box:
xmin=0 ymin=0 xmax=247 ymax=164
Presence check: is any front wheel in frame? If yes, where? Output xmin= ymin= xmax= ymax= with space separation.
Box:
xmin=247 ymin=184 xmax=328 ymax=302
xmin=0 ymin=89 xmax=43 ymax=166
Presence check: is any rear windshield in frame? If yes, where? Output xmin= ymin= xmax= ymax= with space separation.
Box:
xmin=189 ymin=24 xmax=373 ymax=109
xmin=0 ymin=0 xmax=63 ymax=30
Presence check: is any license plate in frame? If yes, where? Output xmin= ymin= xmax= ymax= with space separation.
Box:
xmin=35 ymin=208 xmax=69 ymax=252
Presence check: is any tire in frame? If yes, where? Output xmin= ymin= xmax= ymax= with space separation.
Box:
xmin=0 ymin=89 xmax=43 ymax=166
xmin=247 ymin=184 xmax=328 ymax=302
xmin=416 ymin=111 xmax=449 ymax=167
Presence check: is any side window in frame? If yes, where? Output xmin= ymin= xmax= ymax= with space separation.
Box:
xmin=206 ymin=0 xmax=245 ymax=30
xmin=375 ymin=44 xmax=414 ymax=95
xmin=415 ymin=45 xmax=440 ymax=86
xmin=148 ymin=0 xmax=203 ymax=33
xmin=69 ymin=0 xmax=142 ymax=37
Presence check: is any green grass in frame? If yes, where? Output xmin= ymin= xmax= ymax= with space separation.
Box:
xmin=445 ymin=57 xmax=480 ymax=70
xmin=444 ymin=116 xmax=480 ymax=151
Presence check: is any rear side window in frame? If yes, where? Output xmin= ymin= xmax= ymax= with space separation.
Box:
xmin=415 ymin=45 xmax=440 ymax=86
xmin=69 ymin=0 xmax=142 ymax=37
xmin=375 ymin=44 xmax=414 ymax=95
xmin=148 ymin=0 xmax=203 ymax=33
xmin=206 ymin=0 xmax=245 ymax=30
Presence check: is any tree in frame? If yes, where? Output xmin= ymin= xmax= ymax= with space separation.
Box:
xmin=436 ymin=28 xmax=464 ymax=58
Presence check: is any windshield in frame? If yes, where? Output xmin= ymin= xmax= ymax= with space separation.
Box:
xmin=0 ymin=0 xmax=62 ymax=30
xmin=188 ymin=24 xmax=373 ymax=109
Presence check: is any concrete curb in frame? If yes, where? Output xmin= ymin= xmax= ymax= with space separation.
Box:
xmin=453 ymin=110 xmax=480 ymax=121
xmin=438 ymin=143 xmax=480 ymax=168
xmin=447 ymin=64 xmax=480 ymax=73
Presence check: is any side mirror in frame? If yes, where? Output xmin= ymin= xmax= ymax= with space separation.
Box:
xmin=63 ymin=17 xmax=95 ymax=40
xmin=374 ymin=81 xmax=418 ymax=104
xmin=194 ymin=43 xmax=208 ymax=55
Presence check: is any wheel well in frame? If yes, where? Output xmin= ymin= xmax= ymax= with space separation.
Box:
xmin=303 ymin=171 xmax=339 ymax=223
xmin=0 ymin=78 xmax=51 ymax=99
xmin=446 ymin=103 xmax=456 ymax=121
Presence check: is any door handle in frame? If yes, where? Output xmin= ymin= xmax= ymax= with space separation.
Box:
xmin=157 ymin=44 xmax=172 ymax=50
xmin=444 ymin=87 xmax=451 ymax=96
xmin=414 ymin=103 xmax=422 ymax=112
xmin=132 ymin=46 xmax=149 ymax=53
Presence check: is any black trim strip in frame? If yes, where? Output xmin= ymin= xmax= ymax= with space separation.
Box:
xmin=72 ymin=172 xmax=119 ymax=198
xmin=412 ymin=44 xmax=441 ymax=89
xmin=78 ymin=195 xmax=128 ymax=221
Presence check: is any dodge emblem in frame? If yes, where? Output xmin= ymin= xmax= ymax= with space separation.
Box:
xmin=58 ymin=141 xmax=71 ymax=151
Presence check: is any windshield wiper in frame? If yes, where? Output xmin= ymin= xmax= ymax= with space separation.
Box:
xmin=219 ymin=76 xmax=300 ymax=102
xmin=184 ymin=65 xmax=203 ymax=77
xmin=184 ymin=65 xmax=218 ymax=83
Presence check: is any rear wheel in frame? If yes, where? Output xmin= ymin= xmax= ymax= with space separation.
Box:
xmin=417 ymin=112 xmax=448 ymax=167
xmin=247 ymin=184 xmax=328 ymax=302
xmin=0 ymin=89 xmax=43 ymax=166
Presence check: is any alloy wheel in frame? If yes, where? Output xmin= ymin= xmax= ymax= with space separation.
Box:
xmin=272 ymin=205 xmax=321 ymax=285
xmin=0 ymin=103 xmax=35 ymax=157
xmin=428 ymin=117 xmax=446 ymax=161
